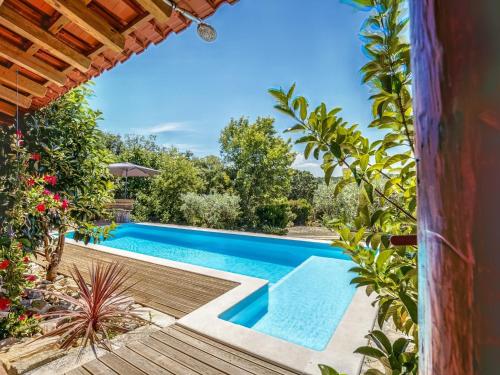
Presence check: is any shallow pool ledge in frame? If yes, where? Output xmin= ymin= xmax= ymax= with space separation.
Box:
xmin=179 ymin=284 xmax=376 ymax=375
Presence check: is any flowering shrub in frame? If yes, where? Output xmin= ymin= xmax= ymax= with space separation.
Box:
xmin=0 ymin=130 xmax=69 ymax=337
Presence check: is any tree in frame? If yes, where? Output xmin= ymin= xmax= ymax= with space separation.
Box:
xmin=270 ymin=0 xmax=417 ymax=373
xmin=24 ymin=85 xmax=115 ymax=281
xmin=220 ymin=117 xmax=295 ymax=226
xmin=288 ymin=169 xmax=319 ymax=203
xmin=134 ymin=149 xmax=204 ymax=223
xmin=194 ymin=155 xmax=233 ymax=194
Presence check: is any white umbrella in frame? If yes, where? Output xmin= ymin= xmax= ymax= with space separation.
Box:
xmin=108 ymin=162 xmax=159 ymax=198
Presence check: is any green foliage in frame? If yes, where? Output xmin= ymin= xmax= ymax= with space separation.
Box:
xmin=23 ymin=85 xmax=115 ymax=279
xmin=313 ymin=182 xmax=359 ymax=227
xmin=220 ymin=117 xmax=295 ymax=226
xmin=354 ymin=330 xmax=417 ymax=374
xmin=288 ymin=199 xmax=312 ymax=225
xmin=180 ymin=192 xmax=241 ymax=229
xmin=288 ymin=169 xmax=319 ymax=203
xmin=270 ymin=0 xmax=417 ymax=373
xmin=255 ymin=199 xmax=295 ymax=233
xmin=24 ymin=85 xmax=114 ymax=231
xmin=195 ymin=155 xmax=233 ymax=194
xmin=134 ymin=150 xmax=204 ymax=223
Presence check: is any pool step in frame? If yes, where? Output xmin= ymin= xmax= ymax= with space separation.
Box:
xmin=225 ymin=256 xmax=357 ymax=351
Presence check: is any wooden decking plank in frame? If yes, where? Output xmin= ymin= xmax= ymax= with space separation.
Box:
xmin=61 ymin=250 xmax=230 ymax=289
xmin=82 ymin=359 xmax=118 ymax=375
xmin=98 ymin=353 xmax=146 ymax=375
xmin=36 ymin=243 xmax=238 ymax=318
xmin=172 ymin=326 xmax=299 ymax=375
xmin=112 ymin=346 xmax=173 ymax=375
xmin=165 ymin=327 xmax=281 ymax=375
xmin=64 ymin=244 xmax=235 ymax=288
xmin=143 ymin=337 xmax=226 ymax=375
xmin=126 ymin=341 xmax=200 ymax=375
xmin=151 ymin=331 xmax=252 ymax=375
xmin=65 ymin=367 xmax=93 ymax=375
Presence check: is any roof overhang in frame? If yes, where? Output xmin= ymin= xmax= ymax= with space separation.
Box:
xmin=0 ymin=0 xmax=237 ymax=123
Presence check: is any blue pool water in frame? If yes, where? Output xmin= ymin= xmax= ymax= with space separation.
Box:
xmin=70 ymin=223 xmax=356 ymax=350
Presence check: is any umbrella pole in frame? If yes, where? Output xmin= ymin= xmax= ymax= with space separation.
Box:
xmin=125 ymin=170 xmax=128 ymax=199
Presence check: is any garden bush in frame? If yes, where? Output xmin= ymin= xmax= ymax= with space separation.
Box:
xmin=255 ymin=199 xmax=295 ymax=233
xmin=312 ymin=183 xmax=358 ymax=227
xmin=288 ymin=199 xmax=312 ymax=225
xmin=180 ymin=193 xmax=241 ymax=229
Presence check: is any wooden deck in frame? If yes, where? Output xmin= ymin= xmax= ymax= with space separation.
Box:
xmin=41 ymin=243 xmax=238 ymax=318
xmin=67 ymin=325 xmax=302 ymax=375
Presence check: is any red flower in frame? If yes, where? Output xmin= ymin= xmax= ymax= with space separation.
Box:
xmin=43 ymin=175 xmax=57 ymax=186
xmin=53 ymin=193 xmax=60 ymax=202
xmin=18 ymin=314 xmax=27 ymax=322
xmin=36 ymin=203 xmax=46 ymax=212
xmin=61 ymin=199 xmax=69 ymax=210
xmin=17 ymin=242 xmax=23 ymax=250
xmin=27 ymin=178 xmax=35 ymax=186
xmin=0 ymin=298 xmax=10 ymax=311
xmin=31 ymin=153 xmax=41 ymax=161
xmin=23 ymin=256 xmax=30 ymax=263
xmin=15 ymin=130 xmax=23 ymax=138
xmin=43 ymin=189 xmax=51 ymax=195
xmin=25 ymin=274 xmax=37 ymax=282
xmin=0 ymin=259 xmax=10 ymax=270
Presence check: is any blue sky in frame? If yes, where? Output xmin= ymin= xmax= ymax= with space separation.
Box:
xmin=89 ymin=0 xmax=377 ymax=176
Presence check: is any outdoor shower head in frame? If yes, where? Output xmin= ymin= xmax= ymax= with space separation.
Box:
xmin=164 ymin=0 xmax=217 ymax=42
xmin=197 ymin=23 xmax=217 ymax=42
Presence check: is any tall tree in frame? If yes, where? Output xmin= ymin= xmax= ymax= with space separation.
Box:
xmin=219 ymin=117 xmax=295 ymax=226
xmin=134 ymin=149 xmax=204 ymax=223
xmin=195 ymin=155 xmax=233 ymax=194
xmin=288 ymin=169 xmax=319 ymax=203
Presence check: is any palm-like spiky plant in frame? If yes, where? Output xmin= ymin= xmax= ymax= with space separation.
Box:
xmin=43 ymin=262 xmax=143 ymax=356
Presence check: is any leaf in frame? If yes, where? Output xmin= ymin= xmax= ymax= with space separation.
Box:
xmin=392 ymin=337 xmax=410 ymax=357
xmin=399 ymin=291 xmax=418 ymax=323
xmin=298 ymin=97 xmax=308 ymax=121
xmin=376 ymin=249 xmax=393 ymax=271
xmin=369 ymin=330 xmax=392 ymax=354
xmin=354 ymin=346 xmax=386 ymax=359
xmin=330 ymin=142 xmax=342 ymax=159
xmin=318 ymin=364 xmax=344 ymax=375
xmin=324 ymin=165 xmax=335 ymax=185
xmin=377 ymin=299 xmax=393 ymax=328
xmin=359 ymin=154 xmax=369 ymax=171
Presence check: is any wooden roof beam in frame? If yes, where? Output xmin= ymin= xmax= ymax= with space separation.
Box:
xmin=0 ymin=39 xmax=67 ymax=85
xmin=43 ymin=0 xmax=125 ymax=53
xmin=0 ymin=66 xmax=47 ymax=97
xmin=0 ymin=101 xmax=16 ymax=117
xmin=135 ymin=0 xmax=172 ymax=24
xmin=0 ymin=6 xmax=91 ymax=72
xmin=0 ymin=84 xmax=32 ymax=109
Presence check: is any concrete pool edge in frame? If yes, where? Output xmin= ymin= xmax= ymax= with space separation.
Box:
xmin=66 ymin=226 xmax=377 ymax=375
xmin=137 ymin=222 xmax=333 ymax=244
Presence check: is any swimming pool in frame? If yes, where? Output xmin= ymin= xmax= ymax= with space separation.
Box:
xmin=71 ymin=223 xmax=356 ymax=351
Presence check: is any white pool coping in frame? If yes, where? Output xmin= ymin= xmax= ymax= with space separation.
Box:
xmin=66 ymin=223 xmax=377 ymax=375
